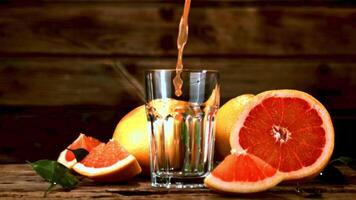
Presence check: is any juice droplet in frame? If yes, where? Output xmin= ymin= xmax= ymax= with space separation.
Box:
xmin=173 ymin=71 xmax=183 ymax=97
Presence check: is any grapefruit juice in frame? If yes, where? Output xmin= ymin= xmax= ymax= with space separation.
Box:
xmin=146 ymin=100 xmax=217 ymax=188
xmin=145 ymin=69 xmax=219 ymax=188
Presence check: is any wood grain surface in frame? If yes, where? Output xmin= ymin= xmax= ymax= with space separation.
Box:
xmin=0 ymin=164 xmax=355 ymax=199
xmin=0 ymin=4 xmax=355 ymax=56
xmin=1 ymin=57 xmax=355 ymax=108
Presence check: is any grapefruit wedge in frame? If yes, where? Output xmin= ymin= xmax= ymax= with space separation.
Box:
xmin=58 ymin=133 xmax=102 ymax=168
xmin=73 ymin=140 xmax=142 ymax=182
xmin=205 ymin=90 xmax=334 ymax=193
xmin=205 ymin=153 xmax=282 ymax=193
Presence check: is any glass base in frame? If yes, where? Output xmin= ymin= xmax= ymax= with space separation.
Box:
xmin=151 ymin=174 xmax=206 ymax=188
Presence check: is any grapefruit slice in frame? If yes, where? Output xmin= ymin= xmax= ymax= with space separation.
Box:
xmin=205 ymin=90 xmax=334 ymax=193
xmin=58 ymin=133 xmax=102 ymax=168
xmin=72 ymin=140 xmax=142 ymax=182
xmin=206 ymin=153 xmax=282 ymax=193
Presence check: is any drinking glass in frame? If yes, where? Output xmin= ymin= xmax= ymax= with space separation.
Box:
xmin=145 ymin=69 xmax=220 ymax=188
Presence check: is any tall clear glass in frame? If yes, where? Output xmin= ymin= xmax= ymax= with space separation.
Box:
xmin=145 ymin=69 xmax=220 ymax=188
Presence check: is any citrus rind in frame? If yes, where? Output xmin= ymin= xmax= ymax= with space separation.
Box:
xmin=73 ymin=154 xmax=142 ymax=182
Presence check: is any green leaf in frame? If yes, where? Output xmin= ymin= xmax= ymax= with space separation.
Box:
xmin=331 ymin=156 xmax=353 ymax=165
xmin=27 ymin=160 xmax=79 ymax=196
xmin=330 ymin=156 xmax=356 ymax=170
xmin=67 ymin=148 xmax=89 ymax=162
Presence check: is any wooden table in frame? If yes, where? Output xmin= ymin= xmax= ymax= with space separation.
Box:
xmin=1 ymin=164 xmax=356 ymax=199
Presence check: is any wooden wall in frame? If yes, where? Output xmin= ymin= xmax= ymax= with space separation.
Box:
xmin=0 ymin=0 xmax=356 ymax=162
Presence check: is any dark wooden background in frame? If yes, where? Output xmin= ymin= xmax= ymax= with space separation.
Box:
xmin=0 ymin=0 xmax=355 ymax=163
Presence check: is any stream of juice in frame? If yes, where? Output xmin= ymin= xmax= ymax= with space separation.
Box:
xmin=148 ymin=1 xmax=218 ymax=185
xmin=173 ymin=0 xmax=191 ymax=97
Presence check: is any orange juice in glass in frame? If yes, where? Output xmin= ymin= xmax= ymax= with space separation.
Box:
xmin=145 ymin=69 xmax=219 ymax=188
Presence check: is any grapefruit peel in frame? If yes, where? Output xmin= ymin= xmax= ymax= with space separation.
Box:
xmin=73 ymin=154 xmax=141 ymax=182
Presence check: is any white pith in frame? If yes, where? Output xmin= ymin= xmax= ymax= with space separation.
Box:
xmin=271 ymin=125 xmax=291 ymax=143
xmin=57 ymin=133 xmax=85 ymax=168
xmin=73 ymin=155 xmax=136 ymax=177
xmin=57 ymin=149 xmax=77 ymax=168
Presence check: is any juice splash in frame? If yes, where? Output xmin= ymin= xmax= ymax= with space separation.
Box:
xmin=173 ymin=0 xmax=191 ymax=97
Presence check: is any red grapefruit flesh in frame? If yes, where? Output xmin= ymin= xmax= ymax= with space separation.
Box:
xmin=205 ymin=90 xmax=334 ymax=193
xmin=58 ymin=133 xmax=102 ymax=168
xmin=207 ymin=153 xmax=282 ymax=193
xmin=72 ymin=140 xmax=142 ymax=182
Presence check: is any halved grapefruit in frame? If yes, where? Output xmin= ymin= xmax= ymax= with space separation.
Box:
xmin=58 ymin=133 xmax=102 ymax=168
xmin=205 ymin=90 xmax=334 ymax=193
xmin=72 ymin=140 xmax=142 ymax=182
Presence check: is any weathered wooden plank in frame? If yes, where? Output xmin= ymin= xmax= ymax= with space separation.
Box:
xmin=0 ymin=164 xmax=356 ymax=199
xmin=0 ymin=58 xmax=144 ymax=106
xmin=4 ymin=0 xmax=356 ymax=6
xmin=0 ymin=57 xmax=355 ymax=110
xmin=0 ymin=5 xmax=355 ymax=56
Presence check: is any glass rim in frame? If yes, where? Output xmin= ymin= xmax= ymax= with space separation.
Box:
xmin=145 ymin=69 xmax=219 ymax=73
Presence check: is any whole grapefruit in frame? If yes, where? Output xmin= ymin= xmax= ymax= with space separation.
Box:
xmin=112 ymin=100 xmax=190 ymax=174
xmin=112 ymin=105 xmax=150 ymax=174
xmin=215 ymin=94 xmax=254 ymax=159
